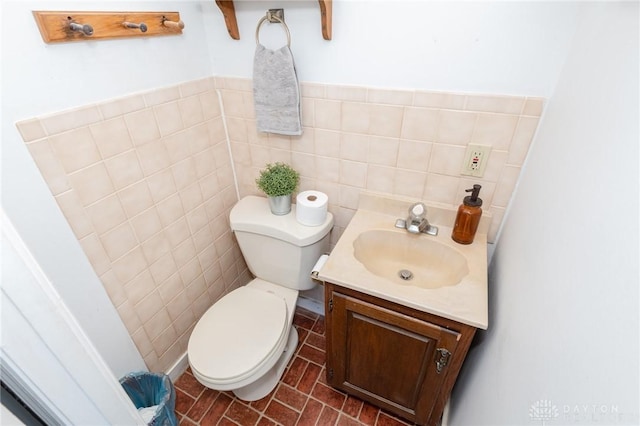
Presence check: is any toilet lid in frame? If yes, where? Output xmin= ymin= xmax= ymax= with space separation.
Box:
xmin=188 ymin=286 xmax=288 ymax=383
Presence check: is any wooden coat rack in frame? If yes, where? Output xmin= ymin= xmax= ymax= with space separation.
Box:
xmin=33 ymin=11 xmax=184 ymax=43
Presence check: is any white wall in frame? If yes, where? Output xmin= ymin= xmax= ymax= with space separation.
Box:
xmin=2 ymin=1 xmax=583 ymax=378
xmin=450 ymin=2 xmax=639 ymax=424
xmin=3 ymin=1 xmax=214 ymax=118
xmin=1 ymin=0 xmax=215 ymax=377
xmin=207 ymin=1 xmax=580 ymax=97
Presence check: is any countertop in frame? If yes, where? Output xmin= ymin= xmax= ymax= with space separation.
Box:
xmin=318 ymin=192 xmax=489 ymax=329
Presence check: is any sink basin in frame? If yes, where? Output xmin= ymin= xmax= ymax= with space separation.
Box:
xmin=353 ymin=230 xmax=469 ymax=289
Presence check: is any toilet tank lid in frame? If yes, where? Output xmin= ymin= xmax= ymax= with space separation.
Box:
xmin=230 ymin=196 xmax=334 ymax=246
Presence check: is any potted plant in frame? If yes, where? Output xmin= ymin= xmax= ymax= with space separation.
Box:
xmin=256 ymin=162 xmax=300 ymax=215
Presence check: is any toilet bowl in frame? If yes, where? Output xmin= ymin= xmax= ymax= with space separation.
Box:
xmin=187 ymin=196 xmax=333 ymax=401
xmin=188 ymin=280 xmax=298 ymax=401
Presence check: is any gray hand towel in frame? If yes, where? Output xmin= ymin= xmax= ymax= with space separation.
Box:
xmin=253 ymin=44 xmax=302 ymax=136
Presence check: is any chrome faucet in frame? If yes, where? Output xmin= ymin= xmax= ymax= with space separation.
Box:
xmin=395 ymin=202 xmax=439 ymax=236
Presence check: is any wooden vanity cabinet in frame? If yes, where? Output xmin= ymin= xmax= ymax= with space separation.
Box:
xmin=324 ymin=282 xmax=477 ymax=426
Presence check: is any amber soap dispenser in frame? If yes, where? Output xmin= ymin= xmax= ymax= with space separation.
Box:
xmin=451 ymin=184 xmax=483 ymax=244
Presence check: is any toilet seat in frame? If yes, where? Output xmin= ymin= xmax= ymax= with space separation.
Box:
xmin=188 ymin=286 xmax=289 ymax=387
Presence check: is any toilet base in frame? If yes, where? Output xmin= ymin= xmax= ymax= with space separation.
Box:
xmin=232 ymin=326 xmax=299 ymax=401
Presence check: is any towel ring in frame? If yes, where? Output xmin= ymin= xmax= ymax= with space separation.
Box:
xmin=255 ymin=12 xmax=291 ymax=47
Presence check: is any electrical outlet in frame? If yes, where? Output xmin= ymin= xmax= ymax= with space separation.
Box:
xmin=461 ymin=144 xmax=491 ymax=177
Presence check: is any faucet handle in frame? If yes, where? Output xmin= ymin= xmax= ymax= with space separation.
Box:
xmin=409 ymin=202 xmax=426 ymax=220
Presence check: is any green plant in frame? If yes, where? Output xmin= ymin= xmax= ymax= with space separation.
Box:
xmin=255 ymin=162 xmax=300 ymax=197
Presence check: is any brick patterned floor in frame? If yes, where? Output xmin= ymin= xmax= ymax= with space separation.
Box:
xmin=174 ymin=307 xmax=413 ymax=426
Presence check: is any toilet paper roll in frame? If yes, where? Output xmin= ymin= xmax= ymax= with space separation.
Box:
xmin=296 ymin=190 xmax=329 ymax=226
xmin=310 ymin=254 xmax=330 ymax=280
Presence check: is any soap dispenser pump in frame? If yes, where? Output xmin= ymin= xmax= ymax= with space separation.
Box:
xmin=451 ymin=184 xmax=483 ymax=244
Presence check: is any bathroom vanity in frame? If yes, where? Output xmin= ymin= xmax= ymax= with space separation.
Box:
xmin=318 ymin=193 xmax=489 ymax=426
xmin=324 ymin=282 xmax=476 ymax=425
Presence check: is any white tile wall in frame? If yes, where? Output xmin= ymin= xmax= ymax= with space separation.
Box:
xmin=17 ymin=77 xmax=251 ymax=373
xmin=17 ymin=76 xmax=543 ymax=373
xmin=218 ymin=77 xmax=542 ymax=246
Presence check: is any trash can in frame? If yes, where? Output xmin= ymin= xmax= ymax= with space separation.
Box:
xmin=120 ymin=372 xmax=178 ymax=426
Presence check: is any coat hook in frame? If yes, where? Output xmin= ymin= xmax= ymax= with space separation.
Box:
xmin=67 ymin=17 xmax=93 ymax=36
xmin=123 ymin=21 xmax=148 ymax=32
xmin=162 ymin=16 xmax=184 ymax=29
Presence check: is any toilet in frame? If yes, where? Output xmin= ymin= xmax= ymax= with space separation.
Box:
xmin=187 ymin=195 xmax=333 ymax=401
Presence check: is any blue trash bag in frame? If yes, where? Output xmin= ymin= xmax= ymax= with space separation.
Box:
xmin=119 ymin=372 xmax=178 ymax=426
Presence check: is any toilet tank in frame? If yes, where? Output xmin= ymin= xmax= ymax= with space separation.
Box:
xmin=229 ymin=196 xmax=334 ymax=291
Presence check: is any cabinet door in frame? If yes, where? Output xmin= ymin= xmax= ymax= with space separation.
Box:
xmin=327 ymin=291 xmax=460 ymax=424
